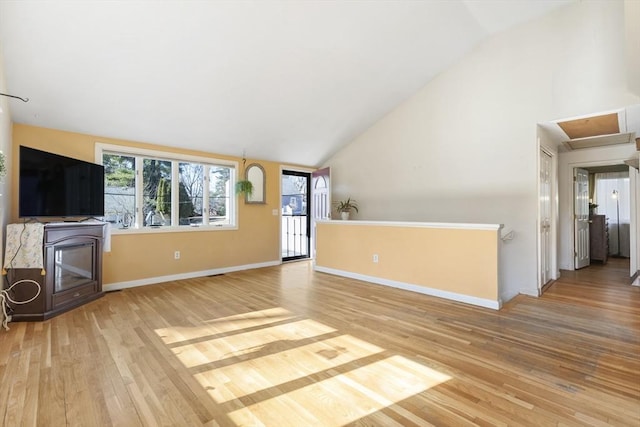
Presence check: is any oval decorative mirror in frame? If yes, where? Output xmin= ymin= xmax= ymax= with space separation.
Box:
xmin=245 ymin=163 xmax=266 ymax=204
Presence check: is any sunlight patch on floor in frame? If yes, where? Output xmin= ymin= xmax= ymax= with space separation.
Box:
xmin=155 ymin=307 xmax=296 ymax=345
xmin=194 ymin=334 xmax=384 ymax=403
xmin=172 ymin=318 xmax=338 ymax=368
xmin=155 ymin=306 xmax=452 ymax=425
xmin=225 ymin=355 xmax=451 ymax=426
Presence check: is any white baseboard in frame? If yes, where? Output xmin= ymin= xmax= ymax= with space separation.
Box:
xmin=519 ymin=288 xmax=541 ymax=297
xmin=103 ymin=260 xmax=281 ymax=292
xmin=314 ymin=266 xmax=501 ymax=310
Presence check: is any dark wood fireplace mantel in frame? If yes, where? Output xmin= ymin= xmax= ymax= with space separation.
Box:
xmin=7 ymin=222 xmax=105 ymax=321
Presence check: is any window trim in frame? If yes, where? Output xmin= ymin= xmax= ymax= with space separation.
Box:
xmin=96 ymin=142 xmax=239 ymax=233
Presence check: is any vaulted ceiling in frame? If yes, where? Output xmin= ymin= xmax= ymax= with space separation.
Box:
xmin=0 ymin=0 xmax=573 ymax=166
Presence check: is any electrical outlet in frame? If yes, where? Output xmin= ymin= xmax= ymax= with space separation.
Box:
xmin=373 ymin=254 xmax=379 ymax=263
xmin=174 ymin=251 xmax=180 ymax=260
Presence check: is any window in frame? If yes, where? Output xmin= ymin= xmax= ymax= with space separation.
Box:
xmin=179 ymin=162 xmax=203 ymax=225
xmin=98 ymin=144 xmax=236 ymax=231
xmin=103 ymin=154 xmax=136 ymax=227
xmin=209 ymin=166 xmax=231 ymax=225
xmin=144 ymin=158 xmax=172 ymax=226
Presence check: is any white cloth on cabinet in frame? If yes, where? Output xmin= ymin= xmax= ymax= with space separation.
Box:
xmin=2 ymin=223 xmax=45 ymax=273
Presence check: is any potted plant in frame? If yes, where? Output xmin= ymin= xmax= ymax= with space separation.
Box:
xmin=235 ymin=179 xmax=254 ymax=196
xmin=335 ymin=197 xmax=358 ymax=220
xmin=235 ymin=153 xmax=254 ymax=197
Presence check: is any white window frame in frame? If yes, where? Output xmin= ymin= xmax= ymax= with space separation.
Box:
xmin=96 ymin=142 xmax=238 ymax=234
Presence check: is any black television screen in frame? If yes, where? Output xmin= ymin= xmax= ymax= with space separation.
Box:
xmin=19 ymin=146 xmax=105 ymax=218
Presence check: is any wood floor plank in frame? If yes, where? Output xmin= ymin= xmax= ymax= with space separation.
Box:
xmin=0 ymin=257 xmax=638 ymax=426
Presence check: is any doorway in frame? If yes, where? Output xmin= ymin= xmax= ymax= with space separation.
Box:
xmin=281 ymin=170 xmax=311 ymax=261
xmin=538 ymin=149 xmax=638 ymax=293
xmin=538 ymin=107 xmax=640 ymax=290
xmin=572 ymin=164 xmax=634 ymax=277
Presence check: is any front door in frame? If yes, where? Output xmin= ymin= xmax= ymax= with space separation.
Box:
xmin=311 ymin=167 xmax=330 ymax=258
xmin=282 ymin=170 xmax=311 ymax=261
xmin=574 ymin=167 xmax=590 ymax=269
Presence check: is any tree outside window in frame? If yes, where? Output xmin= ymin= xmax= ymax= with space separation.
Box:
xmin=179 ymin=163 xmax=203 ymax=225
xmin=143 ymin=159 xmax=172 ymax=226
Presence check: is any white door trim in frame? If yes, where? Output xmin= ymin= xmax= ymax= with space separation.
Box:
xmin=538 ymin=148 xmax=553 ymax=290
xmin=537 ymin=143 xmax=559 ymax=294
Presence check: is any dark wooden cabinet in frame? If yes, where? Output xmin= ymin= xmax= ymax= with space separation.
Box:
xmin=8 ymin=222 xmax=105 ymax=321
xmin=589 ymin=215 xmax=609 ymax=264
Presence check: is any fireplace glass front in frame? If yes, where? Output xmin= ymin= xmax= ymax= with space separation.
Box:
xmin=54 ymin=243 xmax=95 ymax=293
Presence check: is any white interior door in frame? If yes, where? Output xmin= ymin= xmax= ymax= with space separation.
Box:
xmin=540 ymin=150 xmax=552 ymax=286
xmin=574 ymin=168 xmax=590 ymax=269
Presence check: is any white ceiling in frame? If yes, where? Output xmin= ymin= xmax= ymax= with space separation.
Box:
xmin=0 ymin=0 xmax=572 ymax=166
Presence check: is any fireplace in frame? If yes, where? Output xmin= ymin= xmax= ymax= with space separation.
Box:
xmin=54 ymin=242 xmax=95 ymax=292
xmin=7 ymin=222 xmax=105 ymax=321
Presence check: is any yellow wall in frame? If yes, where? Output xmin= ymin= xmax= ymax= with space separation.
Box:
xmin=12 ymin=124 xmax=286 ymax=285
xmin=316 ymin=221 xmax=500 ymax=303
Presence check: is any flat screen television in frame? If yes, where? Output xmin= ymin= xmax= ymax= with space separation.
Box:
xmin=19 ymin=146 xmax=105 ymax=218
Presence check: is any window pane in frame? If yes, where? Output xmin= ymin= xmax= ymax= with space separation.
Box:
xmin=282 ymin=175 xmax=307 ymax=215
xmin=103 ymin=154 xmax=135 ymax=228
xmin=179 ymin=162 xmax=203 ymax=225
xmin=210 ymin=166 xmax=231 ymax=224
xmin=143 ymin=158 xmax=172 ymax=227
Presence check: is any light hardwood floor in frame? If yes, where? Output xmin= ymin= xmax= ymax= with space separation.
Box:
xmin=1 ymin=259 xmax=638 ymax=426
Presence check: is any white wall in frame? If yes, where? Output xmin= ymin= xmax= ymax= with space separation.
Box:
xmin=324 ymin=0 xmax=639 ymax=303
xmin=0 ymin=41 xmax=12 ymax=283
xmin=625 ymin=0 xmax=640 ymax=96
